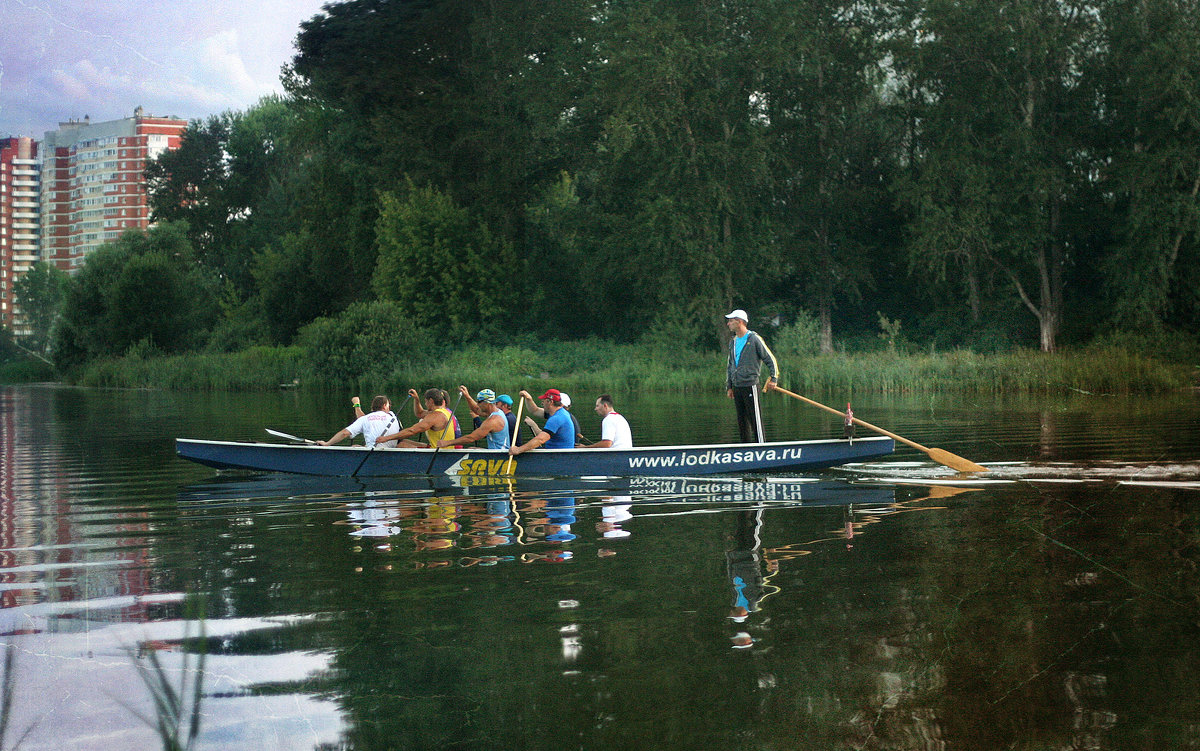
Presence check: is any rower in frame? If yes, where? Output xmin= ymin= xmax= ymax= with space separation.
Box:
xmin=510 ymin=389 xmax=575 ymax=455
xmin=581 ymin=394 xmax=632 ymax=449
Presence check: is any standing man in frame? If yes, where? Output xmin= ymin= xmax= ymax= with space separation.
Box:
xmin=584 ymin=394 xmax=633 ymax=449
xmin=318 ymin=395 xmax=399 ymax=448
xmin=725 ymin=309 xmax=778 ymax=443
xmin=438 ymin=388 xmax=510 ymax=449
xmin=510 ymin=389 xmax=577 ymax=455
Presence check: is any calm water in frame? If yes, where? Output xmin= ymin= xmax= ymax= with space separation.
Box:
xmin=2 ymin=384 xmax=1199 ymax=750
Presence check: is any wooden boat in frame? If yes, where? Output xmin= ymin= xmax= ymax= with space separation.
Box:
xmin=175 ymin=435 xmax=894 ymax=478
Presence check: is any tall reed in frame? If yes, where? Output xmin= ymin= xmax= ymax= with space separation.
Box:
xmin=76 ymin=346 xmax=307 ymax=391
xmin=123 ymin=600 xmax=207 ymax=751
xmin=66 ymin=341 xmax=1192 ymax=395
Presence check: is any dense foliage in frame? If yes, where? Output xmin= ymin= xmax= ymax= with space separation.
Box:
xmin=52 ymin=223 xmax=219 ymax=371
xmin=12 ymin=261 xmax=68 ymax=359
xmin=32 ymin=0 xmax=1200 ymax=383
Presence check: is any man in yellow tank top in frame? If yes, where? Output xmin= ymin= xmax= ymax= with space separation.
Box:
xmin=376 ymin=388 xmax=454 ymax=447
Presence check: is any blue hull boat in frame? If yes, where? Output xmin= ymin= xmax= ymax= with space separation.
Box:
xmin=175 ymin=435 xmax=895 ymax=478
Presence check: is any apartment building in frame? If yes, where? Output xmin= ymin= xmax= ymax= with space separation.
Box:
xmin=38 ymin=109 xmax=187 ymax=270
xmin=0 ymin=137 xmax=40 ymax=335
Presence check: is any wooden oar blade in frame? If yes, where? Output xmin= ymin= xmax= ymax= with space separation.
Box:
xmin=925 ymin=447 xmax=988 ymax=473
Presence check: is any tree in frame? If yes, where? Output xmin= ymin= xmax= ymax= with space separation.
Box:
xmin=372 ymin=185 xmax=524 ymax=341
xmin=12 ymin=261 xmax=69 ymax=358
xmin=893 ymin=0 xmax=1104 ymax=352
xmin=251 ymin=230 xmax=331 ymax=345
xmin=758 ymin=0 xmax=894 ymax=352
xmin=1095 ymin=0 xmax=1200 ymax=332
xmin=53 ymin=223 xmax=220 ymax=370
xmin=527 ymin=0 xmax=778 ymax=346
xmin=290 ymin=0 xmax=572 ymax=234
xmin=146 ymin=97 xmax=301 ymax=296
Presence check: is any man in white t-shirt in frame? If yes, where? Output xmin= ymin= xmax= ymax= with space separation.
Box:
xmin=586 ymin=394 xmax=632 ymax=449
xmin=318 ymin=395 xmax=400 ymax=448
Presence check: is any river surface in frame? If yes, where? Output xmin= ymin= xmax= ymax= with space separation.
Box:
xmin=1 ymin=383 xmax=1199 ymax=750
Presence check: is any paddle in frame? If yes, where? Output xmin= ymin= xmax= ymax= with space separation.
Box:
xmin=425 ymin=390 xmax=465 ymax=474
xmin=767 ymin=384 xmax=988 ymax=473
xmin=266 ymin=428 xmax=315 ymax=444
xmin=504 ymin=397 xmax=526 ymax=476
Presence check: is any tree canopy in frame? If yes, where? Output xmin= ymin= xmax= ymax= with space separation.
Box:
xmin=42 ymin=0 xmax=1198 ymax=374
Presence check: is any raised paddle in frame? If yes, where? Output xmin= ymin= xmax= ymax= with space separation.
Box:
xmin=504 ymin=397 xmax=526 ymax=476
xmin=266 ymin=428 xmax=315 ymax=444
xmin=767 ymin=384 xmax=988 ymax=473
xmin=425 ymin=390 xmax=465 ymax=474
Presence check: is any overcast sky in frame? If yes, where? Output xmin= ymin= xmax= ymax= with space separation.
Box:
xmin=0 ymin=0 xmax=332 ymax=138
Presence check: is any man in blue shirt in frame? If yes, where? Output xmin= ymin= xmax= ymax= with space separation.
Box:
xmin=725 ymin=309 xmax=779 ymax=443
xmin=509 ymin=388 xmax=577 ymax=456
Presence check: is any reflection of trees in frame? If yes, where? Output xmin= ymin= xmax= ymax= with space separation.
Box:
xmin=154 ymin=481 xmax=1200 ymax=749
xmin=826 ymin=485 xmax=1200 ymax=750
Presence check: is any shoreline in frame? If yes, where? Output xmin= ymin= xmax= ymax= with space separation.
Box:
xmin=5 ymin=343 xmax=1192 ymax=395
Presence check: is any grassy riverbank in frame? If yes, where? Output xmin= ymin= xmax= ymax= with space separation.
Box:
xmin=57 ymin=341 xmax=1196 ymax=395
xmin=0 ymin=359 xmax=55 ymax=383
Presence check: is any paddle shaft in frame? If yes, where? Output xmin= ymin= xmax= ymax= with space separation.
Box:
xmin=771 ymin=386 xmax=927 ymax=450
xmin=352 ymin=413 xmax=396 ymax=477
xmin=349 ymin=394 xmax=410 ymax=477
xmin=425 ymin=391 xmax=465 ymax=474
xmin=504 ymin=398 xmax=525 ymax=476
xmin=769 ymin=385 xmax=988 ymax=472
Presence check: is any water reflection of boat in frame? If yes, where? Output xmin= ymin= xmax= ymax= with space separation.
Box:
xmin=175 ymin=436 xmax=895 ymax=478
xmin=176 ymin=472 xmax=897 ymax=510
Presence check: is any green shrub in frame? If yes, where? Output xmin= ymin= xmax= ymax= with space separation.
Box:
xmin=297 ymin=301 xmax=439 ymax=384
xmin=0 ymin=358 xmax=55 ymax=383
xmin=771 ymin=311 xmax=822 ymax=358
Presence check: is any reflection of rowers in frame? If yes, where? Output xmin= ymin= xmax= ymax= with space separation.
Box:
xmin=596 ymin=499 xmax=632 ymax=538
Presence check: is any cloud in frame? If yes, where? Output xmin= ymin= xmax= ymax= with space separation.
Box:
xmin=0 ymin=0 xmax=329 ymax=136
xmin=21 ymin=29 xmax=269 ymax=127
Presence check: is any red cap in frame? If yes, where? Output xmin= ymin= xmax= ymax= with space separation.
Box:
xmin=537 ymin=389 xmax=562 ymax=403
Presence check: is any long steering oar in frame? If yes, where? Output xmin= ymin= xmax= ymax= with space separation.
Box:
xmin=504 ymin=398 xmax=526 ymax=476
xmin=768 ymin=385 xmax=988 ymax=473
xmin=266 ymin=428 xmax=315 ymax=444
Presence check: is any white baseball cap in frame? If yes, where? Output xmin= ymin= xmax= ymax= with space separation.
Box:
xmin=725 ymin=309 xmax=749 ymax=322
xmin=560 ymin=392 xmax=572 ymax=408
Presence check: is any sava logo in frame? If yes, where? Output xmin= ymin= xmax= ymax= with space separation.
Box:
xmin=444 ymin=455 xmax=515 ymax=476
